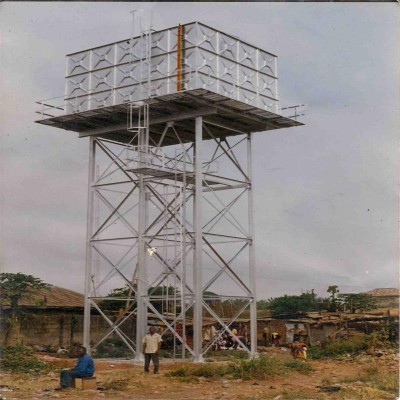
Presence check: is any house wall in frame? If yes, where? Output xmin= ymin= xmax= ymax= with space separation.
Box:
xmin=257 ymin=320 xmax=287 ymax=344
xmin=284 ymin=323 xmax=306 ymax=344
xmin=308 ymin=324 xmax=337 ymax=345
xmin=1 ymin=311 xmax=117 ymax=347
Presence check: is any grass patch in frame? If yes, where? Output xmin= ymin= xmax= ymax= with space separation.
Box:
xmin=333 ymin=386 xmax=395 ymax=400
xmin=158 ymin=349 xmax=172 ymax=358
xmin=283 ymin=359 xmax=314 ymax=374
xmin=356 ymin=364 xmax=398 ymax=394
xmin=228 ymin=355 xmax=285 ymax=380
xmin=281 ymin=390 xmax=316 ymax=400
xmin=167 ymin=354 xmax=314 ymax=381
xmin=336 ymin=363 xmax=398 ymax=397
xmin=0 ymin=344 xmax=48 ymax=374
xmin=320 ymin=377 xmax=334 ymax=385
xmin=308 ymin=337 xmax=368 ymax=359
xmin=309 ymin=331 xmax=399 ymax=360
xmin=93 ymin=337 xmax=129 ymax=358
xmin=206 ymin=350 xmax=249 ymax=360
xmin=167 ymin=364 xmax=228 ymax=379
xmin=100 ymin=379 xmax=128 ymax=391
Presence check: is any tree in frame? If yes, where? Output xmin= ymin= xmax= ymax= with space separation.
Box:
xmin=100 ymin=285 xmax=179 ymax=314
xmin=0 ymin=273 xmax=50 ymax=315
xmin=0 ymin=273 xmax=49 ymax=344
xmin=256 ymin=299 xmax=269 ymax=310
xmin=338 ymin=293 xmax=377 ymax=313
xmin=327 ymin=285 xmax=340 ymax=312
xmin=267 ymin=291 xmax=324 ymax=316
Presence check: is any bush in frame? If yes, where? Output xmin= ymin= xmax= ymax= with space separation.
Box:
xmin=283 ymin=359 xmax=314 ymax=374
xmin=167 ymin=354 xmax=314 ymax=381
xmin=309 ymin=332 xmax=397 ymax=360
xmin=338 ymin=363 xmax=399 ymax=396
xmin=206 ymin=350 xmax=249 ymax=360
xmin=227 ymin=355 xmax=313 ymax=380
xmin=158 ymin=349 xmax=172 ymax=358
xmin=0 ymin=344 xmax=47 ymax=373
xmin=357 ymin=364 xmax=399 ymax=394
xmin=227 ymin=355 xmax=284 ymax=380
xmin=308 ymin=337 xmax=368 ymax=359
xmin=93 ymin=337 xmax=130 ymax=358
xmin=167 ymin=364 xmax=228 ymax=379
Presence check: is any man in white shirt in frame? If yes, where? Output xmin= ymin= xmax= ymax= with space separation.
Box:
xmin=142 ymin=326 xmax=163 ymax=374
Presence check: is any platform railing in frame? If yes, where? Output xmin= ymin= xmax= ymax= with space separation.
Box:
xmin=280 ymin=104 xmax=306 ymax=121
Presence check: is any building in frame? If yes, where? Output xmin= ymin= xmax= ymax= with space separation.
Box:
xmin=0 ymin=286 xmax=111 ymax=347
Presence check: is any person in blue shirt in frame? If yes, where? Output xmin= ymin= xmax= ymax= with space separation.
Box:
xmin=56 ymin=346 xmax=95 ymax=390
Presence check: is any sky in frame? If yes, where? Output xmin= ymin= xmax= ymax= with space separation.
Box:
xmin=1 ymin=2 xmax=399 ymax=300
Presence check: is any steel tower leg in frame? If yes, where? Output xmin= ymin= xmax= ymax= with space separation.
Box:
xmin=247 ymin=133 xmax=257 ymax=357
xmin=135 ymin=126 xmax=149 ymax=361
xmin=83 ymin=137 xmax=96 ymax=352
xmin=134 ymin=174 xmax=148 ymax=361
xmin=193 ymin=117 xmax=203 ymax=362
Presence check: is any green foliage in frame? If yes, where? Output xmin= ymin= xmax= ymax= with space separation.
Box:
xmin=101 ymin=378 xmax=129 ymax=391
xmin=267 ymin=290 xmax=324 ymax=316
xmin=256 ymin=299 xmax=269 ymax=310
xmin=338 ymin=293 xmax=377 ymax=313
xmin=99 ymin=285 xmax=179 ymax=314
xmin=158 ymin=349 xmax=172 ymax=358
xmin=228 ymin=356 xmax=314 ymax=380
xmin=93 ymin=337 xmax=130 ymax=358
xmin=0 ymin=344 xmax=47 ymax=373
xmin=283 ymin=359 xmax=314 ymax=373
xmin=192 ymin=364 xmax=228 ymax=378
xmin=167 ymin=364 xmax=227 ymax=379
xmin=98 ymin=285 xmax=135 ymax=311
xmin=167 ymin=366 xmax=190 ymax=377
xmin=167 ymin=354 xmax=314 ymax=381
xmin=308 ymin=337 xmax=368 ymax=359
xmin=228 ymin=355 xmax=285 ymax=380
xmin=357 ymin=364 xmax=399 ymax=394
xmin=363 ymin=325 xmax=399 ymax=349
xmin=281 ymin=391 xmax=314 ymax=400
xmin=338 ymin=363 xmax=399 ymax=396
xmin=206 ymin=350 xmax=249 ymax=360
xmin=379 ymin=319 xmax=399 ymax=342
xmin=0 ymin=273 xmax=49 ymax=314
xmin=327 ymin=285 xmax=340 ymax=312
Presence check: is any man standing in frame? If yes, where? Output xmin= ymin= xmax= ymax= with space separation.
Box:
xmin=142 ymin=326 xmax=162 ymax=374
xmin=57 ymin=346 xmax=94 ymax=390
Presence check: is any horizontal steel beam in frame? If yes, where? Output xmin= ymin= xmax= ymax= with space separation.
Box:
xmin=78 ymin=107 xmax=217 ymax=138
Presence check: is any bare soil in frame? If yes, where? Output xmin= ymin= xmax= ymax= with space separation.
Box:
xmin=0 ymin=348 xmax=398 ymax=400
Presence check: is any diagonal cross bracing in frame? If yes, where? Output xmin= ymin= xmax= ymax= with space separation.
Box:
xmin=84 ymin=117 xmax=257 ymax=361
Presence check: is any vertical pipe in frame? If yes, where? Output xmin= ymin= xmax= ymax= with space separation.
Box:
xmin=181 ymin=147 xmax=187 ymax=359
xmin=193 ymin=117 xmax=203 ymax=362
xmin=247 ymin=133 xmax=257 ymax=358
xmin=83 ymin=137 xmax=96 ymax=352
xmin=177 ymin=24 xmax=183 ymax=92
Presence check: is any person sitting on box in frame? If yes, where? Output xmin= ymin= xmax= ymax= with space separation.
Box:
xmin=56 ymin=346 xmax=94 ymax=390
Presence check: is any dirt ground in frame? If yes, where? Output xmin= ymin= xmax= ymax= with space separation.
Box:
xmin=0 ymin=348 xmax=398 ymax=400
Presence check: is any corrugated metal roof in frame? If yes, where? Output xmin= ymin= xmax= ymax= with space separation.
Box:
xmin=8 ymin=285 xmax=84 ymax=308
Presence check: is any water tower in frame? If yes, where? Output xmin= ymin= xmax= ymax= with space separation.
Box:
xmin=36 ymin=16 xmax=303 ymax=361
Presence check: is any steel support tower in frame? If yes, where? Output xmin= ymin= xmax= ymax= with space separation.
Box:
xmin=36 ymin=21 xmax=303 ymax=361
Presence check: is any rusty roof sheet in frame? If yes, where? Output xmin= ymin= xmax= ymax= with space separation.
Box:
xmin=11 ymin=285 xmax=84 ymax=308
